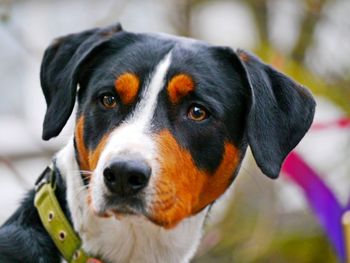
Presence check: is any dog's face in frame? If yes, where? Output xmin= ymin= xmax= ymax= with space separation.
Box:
xmin=40 ymin=23 xmax=315 ymax=228
xmin=73 ymin=33 xmax=247 ymax=228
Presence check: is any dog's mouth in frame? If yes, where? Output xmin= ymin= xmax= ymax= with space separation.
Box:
xmin=92 ymin=194 xmax=147 ymax=218
xmin=91 ymin=194 xmax=183 ymax=228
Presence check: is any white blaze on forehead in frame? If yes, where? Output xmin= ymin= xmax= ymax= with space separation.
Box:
xmin=130 ymin=52 xmax=172 ymax=127
xmin=94 ymin=52 xmax=172 ymax=170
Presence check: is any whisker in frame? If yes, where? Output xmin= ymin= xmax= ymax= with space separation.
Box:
xmin=72 ymin=184 xmax=89 ymax=200
xmin=76 ymin=169 xmax=93 ymax=175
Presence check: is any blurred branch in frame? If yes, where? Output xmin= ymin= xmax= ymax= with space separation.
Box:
xmin=2 ymin=150 xmax=55 ymax=162
xmin=169 ymin=0 xmax=208 ymax=37
xmin=0 ymin=0 xmax=13 ymax=22
xmin=93 ymin=0 xmax=129 ymax=28
xmin=167 ymin=0 xmax=191 ymax=37
xmin=245 ymin=0 xmax=269 ymax=46
xmin=290 ymin=0 xmax=328 ymax=62
xmin=0 ymin=156 xmax=28 ymax=188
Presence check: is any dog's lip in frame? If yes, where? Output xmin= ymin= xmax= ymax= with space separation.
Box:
xmin=92 ymin=204 xmax=182 ymax=229
xmin=93 ymin=200 xmax=145 ymax=218
xmin=91 ymin=196 xmax=181 ymax=228
xmin=111 ymin=206 xmax=140 ymax=215
xmin=110 ymin=208 xmax=141 ymax=219
xmin=92 ymin=206 xmax=139 ymax=219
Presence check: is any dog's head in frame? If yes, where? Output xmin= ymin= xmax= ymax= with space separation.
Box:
xmin=40 ymin=23 xmax=315 ymax=228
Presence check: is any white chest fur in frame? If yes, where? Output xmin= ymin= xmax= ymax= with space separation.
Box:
xmin=56 ymin=141 xmax=207 ymax=263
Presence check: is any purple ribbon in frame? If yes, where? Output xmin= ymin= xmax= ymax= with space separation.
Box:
xmin=282 ymin=152 xmax=348 ymax=262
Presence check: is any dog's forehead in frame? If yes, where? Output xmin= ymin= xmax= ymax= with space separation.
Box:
xmin=88 ymin=32 xmax=218 ymax=79
xmin=85 ymin=32 xmax=241 ymax=100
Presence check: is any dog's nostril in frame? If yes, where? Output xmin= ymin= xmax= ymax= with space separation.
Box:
xmin=128 ymin=169 xmax=151 ymax=190
xmin=103 ymin=167 xmax=116 ymax=183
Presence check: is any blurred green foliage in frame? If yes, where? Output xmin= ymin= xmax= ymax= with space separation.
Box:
xmin=193 ymin=175 xmax=338 ymax=262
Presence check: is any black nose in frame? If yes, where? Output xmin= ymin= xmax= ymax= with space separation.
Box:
xmin=103 ymin=159 xmax=151 ymax=196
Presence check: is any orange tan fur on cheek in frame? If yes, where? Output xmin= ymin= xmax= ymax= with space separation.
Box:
xmin=150 ymin=130 xmax=240 ymax=228
xmin=75 ymin=116 xmax=109 ymax=172
xmin=75 ymin=116 xmax=111 ymax=214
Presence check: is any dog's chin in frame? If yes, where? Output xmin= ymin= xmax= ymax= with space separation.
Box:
xmin=146 ymin=214 xmax=185 ymax=229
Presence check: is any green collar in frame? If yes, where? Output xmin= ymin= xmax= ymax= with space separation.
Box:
xmin=34 ymin=167 xmax=100 ymax=263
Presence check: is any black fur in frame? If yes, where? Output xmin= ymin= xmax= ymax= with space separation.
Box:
xmin=0 ymin=167 xmax=69 ymax=263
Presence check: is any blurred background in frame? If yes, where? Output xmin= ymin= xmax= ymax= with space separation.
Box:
xmin=0 ymin=0 xmax=349 ymax=262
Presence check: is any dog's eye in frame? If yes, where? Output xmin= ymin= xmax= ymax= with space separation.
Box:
xmin=100 ymin=94 xmax=117 ymax=109
xmin=187 ymin=104 xmax=209 ymax=122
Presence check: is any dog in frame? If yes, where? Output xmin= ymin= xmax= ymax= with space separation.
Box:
xmin=0 ymin=23 xmax=315 ymax=263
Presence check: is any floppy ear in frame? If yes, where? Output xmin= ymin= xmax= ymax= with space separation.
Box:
xmin=40 ymin=23 xmax=123 ymax=140
xmin=231 ymin=49 xmax=316 ymax=179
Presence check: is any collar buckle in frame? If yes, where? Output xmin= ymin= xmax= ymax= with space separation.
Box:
xmin=35 ymin=166 xmax=54 ymax=192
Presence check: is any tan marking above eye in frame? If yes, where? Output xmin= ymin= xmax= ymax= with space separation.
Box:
xmin=167 ymin=74 xmax=195 ymax=104
xmin=114 ymin=73 xmax=140 ymax=105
